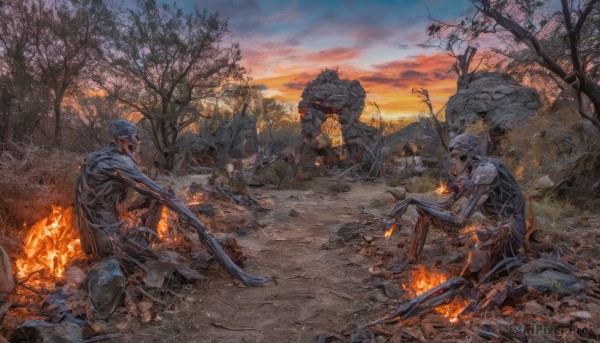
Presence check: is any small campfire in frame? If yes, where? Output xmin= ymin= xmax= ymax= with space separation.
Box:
xmin=434 ymin=181 xmax=449 ymax=196
xmin=15 ymin=205 xmax=85 ymax=288
xmin=405 ymin=266 xmax=468 ymax=323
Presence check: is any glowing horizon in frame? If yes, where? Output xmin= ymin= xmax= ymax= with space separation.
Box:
xmin=167 ymin=0 xmax=473 ymax=120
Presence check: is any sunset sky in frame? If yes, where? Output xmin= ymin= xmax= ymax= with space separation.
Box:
xmin=185 ymin=0 xmax=475 ymax=120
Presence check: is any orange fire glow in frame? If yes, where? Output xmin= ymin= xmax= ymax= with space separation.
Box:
xmin=157 ymin=206 xmax=170 ymax=241
xmin=461 ymin=225 xmax=479 ymax=244
xmin=434 ymin=182 xmax=449 ymax=196
xmin=384 ymin=223 xmax=397 ymax=239
xmin=406 ymin=266 xmax=468 ymax=323
xmin=15 ymin=205 xmax=84 ymax=287
xmin=187 ymin=193 xmax=203 ymax=206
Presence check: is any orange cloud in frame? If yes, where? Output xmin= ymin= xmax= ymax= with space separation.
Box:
xmin=305 ymin=47 xmax=362 ymax=62
xmin=251 ymin=52 xmax=458 ymax=120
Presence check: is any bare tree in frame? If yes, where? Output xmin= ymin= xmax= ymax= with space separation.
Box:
xmin=0 ymin=1 xmax=50 ymax=143
xmin=412 ymin=87 xmax=448 ymax=152
xmin=428 ymin=0 xmax=600 ymax=130
xmin=32 ymin=0 xmax=109 ymax=146
xmin=100 ymin=0 xmax=244 ymax=171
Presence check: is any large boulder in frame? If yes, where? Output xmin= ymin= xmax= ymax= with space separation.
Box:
xmin=445 ymin=72 xmax=541 ymax=153
xmin=298 ymin=69 xmax=378 ymax=167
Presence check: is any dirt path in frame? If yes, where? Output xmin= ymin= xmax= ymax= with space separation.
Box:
xmin=118 ymin=178 xmax=393 ymax=342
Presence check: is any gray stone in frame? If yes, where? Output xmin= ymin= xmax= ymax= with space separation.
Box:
xmin=522 ymin=270 xmax=583 ymax=296
xmin=337 ymin=222 xmax=360 ymax=242
xmin=535 ymin=175 xmax=555 ymax=190
xmin=386 ymin=187 xmax=407 ymax=201
xmin=445 ymin=72 xmax=541 ymax=153
xmin=84 ymin=258 xmax=126 ymax=319
xmin=327 ymin=232 xmax=345 ymax=249
xmin=13 ymin=320 xmax=82 ymax=343
xmin=288 ymin=208 xmax=300 ymax=217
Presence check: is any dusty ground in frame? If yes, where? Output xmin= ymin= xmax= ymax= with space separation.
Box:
xmin=107 ymin=174 xmax=600 ymax=343
xmin=116 ymin=177 xmax=397 ymax=342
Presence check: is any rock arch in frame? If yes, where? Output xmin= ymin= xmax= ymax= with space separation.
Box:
xmin=298 ymin=69 xmax=378 ymax=169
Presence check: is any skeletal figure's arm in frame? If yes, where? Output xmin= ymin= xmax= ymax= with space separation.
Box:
xmin=385 ymin=172 xmax=489 ymax=228
xmin=105 ymin=159 xmax=266 ymax=286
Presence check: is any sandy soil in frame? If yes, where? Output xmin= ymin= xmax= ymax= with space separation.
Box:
xmin=116 ymin=177 xmax=397 ymax=343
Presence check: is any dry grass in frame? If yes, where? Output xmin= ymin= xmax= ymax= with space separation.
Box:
xmin=0 ymin=142 xmax=81 ymax=236
xmin=532 ymin=197 xmax=577 ymax=233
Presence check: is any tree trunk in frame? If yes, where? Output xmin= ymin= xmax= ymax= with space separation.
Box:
xmin=53 ymin=101 xmax=62 ymax=147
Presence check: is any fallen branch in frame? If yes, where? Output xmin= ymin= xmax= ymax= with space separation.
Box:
xmin=83 ymin=333 xmax=124 ymax=343
xmin=136 ymin=285 xmax=167 ymax=305
xmin=211 ymin=322 xmax=255 ymax=331
xmin=374 ymin=277 xmax=468 ymax=324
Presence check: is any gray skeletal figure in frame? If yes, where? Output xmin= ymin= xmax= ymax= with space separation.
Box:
xmin=385 ymin=133 xmax=526 ymax=276
xmin=74 ymin=120 xmax=266 ymax=286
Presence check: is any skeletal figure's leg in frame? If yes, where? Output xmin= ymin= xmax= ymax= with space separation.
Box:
xmin=408 ymin=211 xmax=431 ymax=263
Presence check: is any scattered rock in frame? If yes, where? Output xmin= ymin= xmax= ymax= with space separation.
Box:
xmin=84 ymin=258 xmax=126 ymax=319
xmin=369 ymin=192 xmax=394 ymax=208
xmin=535 ymin=175 xmax=555 ymax=190
xmin=13 ymin=319 xmax=82 ymax=343
xmin=288 ymin=208 xmax=300 ymax=217
xmin=65 ymin=267 xmax=86 ymax=289
xmin=0 ymin=245 xmax=15 ymax=297
xmin=521 ymin=270 xmax=583 ymax=296
xmin=386 ymin=187 xmax=406 ymax=201
xmin=327 ymin=232 xmax=345 ymax=249
xmin=337 ymin=222 xmax=360 ymax=242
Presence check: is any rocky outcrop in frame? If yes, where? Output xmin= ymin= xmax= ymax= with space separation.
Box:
xmin=445 ymin=72 xmax=541 ymax=153
xmin=212 ymin=113 xmax=258 ymax=158
xmin=298 ymin=69 xmax=378 ymax=168
xmin=385 ymin=120 xmax=440 ymax=157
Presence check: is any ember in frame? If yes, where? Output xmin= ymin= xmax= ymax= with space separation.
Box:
xmin=461 ymin=225 xmax=479 ymax=244
xmin=406 ymin=266 xmax=467 ymax=322
xmin=434 ymin=181 xmax=449 ymax=196
xmin=187 ymin=193 xmax=203 ymax=206
xmin=156 ymin=206 xmax=183 ymax=243
xmin=15 ymin=206 xmax=84 ymax=287
xmin=384 ymin=223 xmax=397 ymax=239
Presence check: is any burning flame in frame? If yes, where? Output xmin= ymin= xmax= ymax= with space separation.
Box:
xmin=434 ymin=182 xmax=449 ymax=196
xmin=157 ymin=206 xmax=170 ymax=241
xmin=406 ymin=266 xmax=468 ymax=323
xmin=384 ymin=223 xmax=397 ymax=239
xmin=15 ymin=205 xmax=84 ymax=287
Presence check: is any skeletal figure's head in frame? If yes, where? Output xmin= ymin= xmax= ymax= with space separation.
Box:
xmin=447 ymin=133 xmax=482 ymax=177
xmin=108 ymin=120 xmax=141 ymax=164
